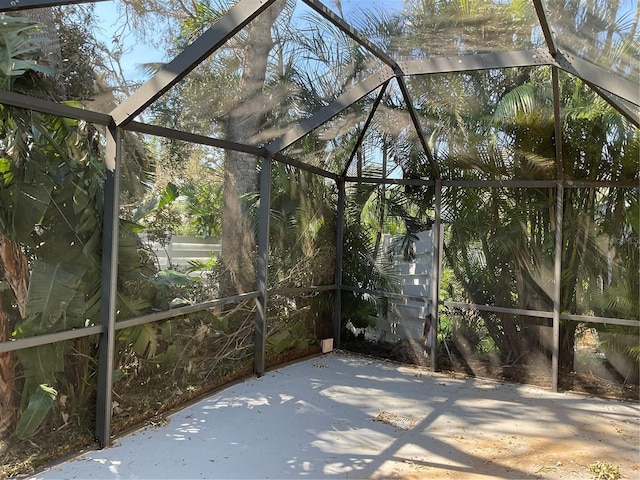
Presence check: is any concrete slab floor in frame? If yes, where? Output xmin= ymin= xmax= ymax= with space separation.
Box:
xmin=30 ymin=352 xmax=639 ymax=480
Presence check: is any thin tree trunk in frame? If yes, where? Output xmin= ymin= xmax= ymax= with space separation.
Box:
xmin=373 ymin=137 xmax=388 ymax=259
xmin=0 ymin=287 xmax=18 ymax=439
xmin=221 ymin=0 xmax=286 ymax=295
xmin=0 ymin=235 xmax=30 ymax=438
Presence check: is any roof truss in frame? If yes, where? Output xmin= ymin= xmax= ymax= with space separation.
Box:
xmin=1 ymin=0 xmax=638 ymax=168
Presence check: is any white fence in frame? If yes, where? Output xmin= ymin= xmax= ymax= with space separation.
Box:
xmin=146 ymin=235 xmax=221 ymax=272
xmin=375 ymin=231 xmax=433 ymax=344
xmin=146 ymin=233 xmax=433 ymax=343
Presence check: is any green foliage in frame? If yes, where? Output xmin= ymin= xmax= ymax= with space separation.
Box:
xmin=52 ymin=5 xmax=99 ymax=101
xmin=14 ymin=384 xmax=58 ymax=440
xmin=14 ymin=343 xmax=65 ymax=404
xmin=150 ymin=269 xmax=195 ymax=309
xmin=424 ymin=64 xmax=639 ymax=365
xmin=341 ymin=186 xmax=402 ymax=329
xmin=132 ymin=182 xmax=179 ymax=223
xmin=0 ymin=15 xmax=188 ymax=438
xmin=266 ymin=320 xmax=310 ymax=355
xmin=258 ymin=163 xmax=337 ymax=289
xmin=123 ymin=324 xmax=159 ymax=359
xmin=187 ymin=254 xmax=217 ymax=273
xmin=180 ymin=180 xmax=222 ymax=238
xmin=0 ymin=15 xmax=108 ymax=439
xmin=0 ymin=15 xmax=52 ymax=88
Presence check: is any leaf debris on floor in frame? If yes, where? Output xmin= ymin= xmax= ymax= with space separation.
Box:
xmin=373 ymin=411 xmax=416 ymax=430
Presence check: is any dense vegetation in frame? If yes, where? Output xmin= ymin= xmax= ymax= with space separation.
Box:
xmin=0 ymin=0 xmax=637 ymax=476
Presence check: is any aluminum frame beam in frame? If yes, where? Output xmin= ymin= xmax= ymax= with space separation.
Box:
xmin=442 ymin=301 xmax=639 ymax=328
xmin=442 ymin=301 xmax=553 ymax=319
xmin=254 ymin=156 xmax=271 ymax=377
xmin=396 ymin=76 xmax=440 ymax=179
xmin=269 ymin=285 xmax=337 ymax=296
xmin=95 ymin=125 xmax=120 ymax=448
xmin=402 ymin=49 xmax=638 ymax=109
xmin=563 ymin=180 xmax=639 ymax=188
xmin=343 ymin=177 xmax=635 ymax=188
xmin=125 ymin=121 xmax=339 ymax=179
xmin=272 ymin=153 xmax=339 ymax=180
xmin=552 ymin=183 xmax=563 ymax=392
xmin=0 ymin=0 xmax=108 ymax=12
xmin=341 ymin=80 xmax=390 ymax=177
xmin=265 ymin=67 xmax=394 ymax=156
xmin=345 ymin=177 xmax=557 ymax=188
xmin=111 ymin=0 xmax=277 ymax=126
xmin=301 ymin=0 xmax=399 ymax=71
xmin=0 ymin=90 xmax=112 ymax=125
xmin=341 ymin=285 xmax=433 ymax=306
xmin=586 ymin=83 xmax=640 ymax=128
xmin=127 ymin=121 xmax=266 ymax=156
xmin=114 ymin=293 xmax=260 ymax=330
xmin=333 ymin=180 xmax=345 ymax=348
xmin=0 ymin=325 xmax=103 ymax=354
xmin=552 ymin=67 xmax=564 ymax=181
xmin=430 ymin=180 xmax=442 ymax=371
xmin=554 ymin=52 xmax=640 ymax=107
xmin=532 ymin=0 xmax=558 ymax=55
xmin=344 ymin=176 xmax=436 ymax=186
xmin=560 ymin=314 xmax=640 ymax=328
xmin=399 ymin=50 xmax=554 ymax=76
xmin=551 ymin=68 xmax=564 ymax=392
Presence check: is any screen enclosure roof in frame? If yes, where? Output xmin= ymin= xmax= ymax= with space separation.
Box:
xmin=1 ymin=0 xmax=638 ymax=183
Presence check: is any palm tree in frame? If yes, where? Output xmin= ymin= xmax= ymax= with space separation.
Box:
xmin=397 ymin=0 xmax=638 ymax=375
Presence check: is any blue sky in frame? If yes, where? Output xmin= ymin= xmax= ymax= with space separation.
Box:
xmin=93 ymin=1 xmax=162 ymax=83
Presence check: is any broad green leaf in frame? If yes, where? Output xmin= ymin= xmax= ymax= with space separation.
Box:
xmin=72 ymin=183 xmax=91 ymax=214
xmin=15 ymin=384 xmax=57 ymax=439
xmin=15 ymin=342 xmax=64 ymax=400
xmin=169 ymin=297 xmax=192 ymax=308
xmin=0 ymin=157 xmax=12 ymax=184
xmin=11 ymin=183 xmax=52 ymax=243
xmin=266 ymin=330 xmax=295 ymax=354
xmin=26 ymin=260 xmax=88 ymax=328
xmin=147 ymin=344 xmax=180 ymax=364
xmin=119 ymin=219 xmax=145 ymax=233
xmin=153 ymin=270 xmax=193 ymax=289
xmin=127 ymin=324 xmax=158 ymax=358
xmin=117 ymin=231 xmax=146 ymax=277
xmin=132 ymin=183 xmax=179 ymax=222
xmin=158 ymin=182 xmax=179 ymax=210
xmin=626 ymin=197 xmax=639 ymax=236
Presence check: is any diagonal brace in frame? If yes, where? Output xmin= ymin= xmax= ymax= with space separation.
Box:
xmin=111 ymin=0 xmax=277 ymax=126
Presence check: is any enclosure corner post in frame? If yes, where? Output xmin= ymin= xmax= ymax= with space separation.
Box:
xmin=430 ymin=179 xmax=443 ymax=372
xmin=96 ymin=125 xmax=121 ymax=448
xmin=254 ymin=156 xmax=272 ymax=377
xmin=333 ymin=179 xmax=346 ymax=348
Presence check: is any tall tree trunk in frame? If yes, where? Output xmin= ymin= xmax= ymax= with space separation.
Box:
xmin=221 ymin=0 xmax=286 ymax=295
xmin=0 ymin=235 xmax=30 ymax=439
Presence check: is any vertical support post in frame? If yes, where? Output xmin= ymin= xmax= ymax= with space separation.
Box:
xmin=552 ymin=66 xmax=564 ymax=393
xmin=96 ymin=125 xmax=121 ymax=448
xmin=333 ymin=179 xmax=346 ymax=348
xmin=430 ymin=180 xmax=442 ymax=371
xmin=254 ymin=156 xmax=271 ymax=377
xmin=552 ymin=184 xmax=563 ymax=392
